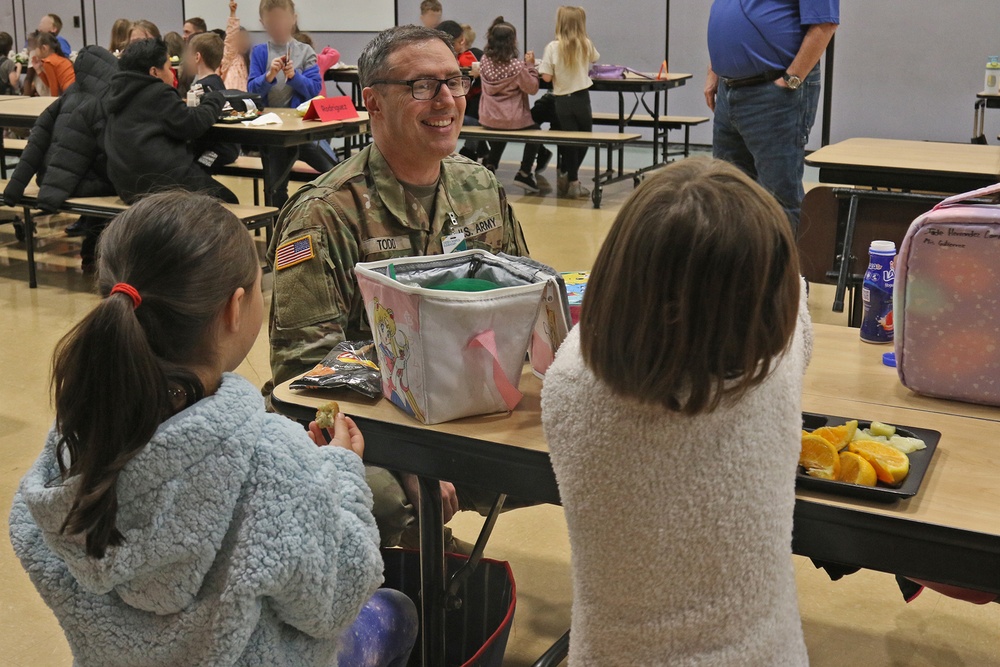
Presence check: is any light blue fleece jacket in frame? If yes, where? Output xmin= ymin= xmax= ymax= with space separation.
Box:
xmin=9 ymin=373 xmax=383 ymax=667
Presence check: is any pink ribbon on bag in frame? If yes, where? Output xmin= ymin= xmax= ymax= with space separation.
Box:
xmin=468 ymin=330 xmax=523 ymax=411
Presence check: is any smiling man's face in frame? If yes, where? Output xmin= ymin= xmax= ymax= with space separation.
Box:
xmin=368 ymin=39 xmax=466 ymax=165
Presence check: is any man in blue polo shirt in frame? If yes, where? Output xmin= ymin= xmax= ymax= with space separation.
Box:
xmin=705 ymin=0 xmax=838 ymax=230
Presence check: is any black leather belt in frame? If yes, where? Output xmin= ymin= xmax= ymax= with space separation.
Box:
xmin=722 ymin=69 xmax=785 ymax=89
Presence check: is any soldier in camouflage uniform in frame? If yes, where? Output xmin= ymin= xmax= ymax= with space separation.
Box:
xmin=265 ymin=25 xmax=530 ymax=549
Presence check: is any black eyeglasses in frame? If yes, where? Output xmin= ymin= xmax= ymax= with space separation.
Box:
xmin=371 ymin=76 xmax=472 ymax=100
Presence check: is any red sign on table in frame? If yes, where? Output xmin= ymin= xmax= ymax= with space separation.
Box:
xmin=302 ymin=95 xmax=360 ymax=122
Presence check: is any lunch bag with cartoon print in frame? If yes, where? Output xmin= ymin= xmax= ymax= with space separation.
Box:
xmin=355 ymin=250 xmax=563 ymax=424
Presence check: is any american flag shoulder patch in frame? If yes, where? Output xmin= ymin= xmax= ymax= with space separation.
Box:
xmin=275 ymin=235 xmax=316 ymax=270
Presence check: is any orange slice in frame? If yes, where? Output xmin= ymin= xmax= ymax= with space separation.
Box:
xmin=811 ymin=420 xmax=858 ymax=451
xmin=800 ymin=434 xmax=841 ymax=480
xmin=848 ymin=440 xmax=910 ymax=485
xmin=838 ymin=451 xmax=878 ymax=487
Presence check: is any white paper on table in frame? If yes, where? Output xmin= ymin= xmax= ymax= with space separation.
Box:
xmin=242 ymin=112 xmax=283 ymax=127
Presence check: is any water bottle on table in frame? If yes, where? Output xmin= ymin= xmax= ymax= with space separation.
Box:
xmin=860 ymin=240 xmax=896 ymax=344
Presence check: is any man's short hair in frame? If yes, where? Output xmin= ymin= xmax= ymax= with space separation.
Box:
xmin=0 ymin=32 xmax=13 ymax=56
xmin=358 ymin=25 xmax=454 ymax=88
xmin=47 ymin=13 xmax=63 ymax=33
xmin=119 ymin=37 xmax=169 ymax=75
xmin=184 ymin=17 xmax=208 ymax=33
xmin=189 ymin=32 xmax=224 ymax=71
xmin=420 ymin=0 xmax=442 ymax=15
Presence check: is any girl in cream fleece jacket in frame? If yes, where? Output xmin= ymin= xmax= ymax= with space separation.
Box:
xmin=542 ymin=158 xmax=812 ymax=666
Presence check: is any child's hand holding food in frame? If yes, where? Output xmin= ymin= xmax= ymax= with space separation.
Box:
xmin=283 ymin=57 xmax=295 ymax=80
xmin=525 ymin=50 xmax=535 ymax=65
xmin=308 ymin=401 xmax=365 ymax=458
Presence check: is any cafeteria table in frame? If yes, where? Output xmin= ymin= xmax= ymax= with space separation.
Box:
xmin=272 ymin=322 xmax=1000 ymax=666
xmin=326 ymin=68 xmax=692 ymax=175
xmin=0 ymin=100 xmax=369 ymax=205
xmin=805 ymin=138 xmax=1000 ymax=314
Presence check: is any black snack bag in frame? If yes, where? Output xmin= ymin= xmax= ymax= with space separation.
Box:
xmin=289 ymin=340 xmax=382 ymax=399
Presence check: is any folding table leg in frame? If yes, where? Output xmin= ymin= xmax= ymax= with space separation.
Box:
xmin=833 ymin=192 xmax=860 ymax=313
xmin=418 ymin=476 xmax=447 ymax=667
xmin=259 ymin=147 xmax=297 ymax=208
xmin=23 ymin=206 xmax=36 ymax=288
xmin=591 ymin=146 xmax=603 ymax=209
xmin=531 ymin=629 xmax=570 ymax=667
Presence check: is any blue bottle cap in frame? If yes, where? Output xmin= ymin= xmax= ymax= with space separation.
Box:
xmin=882 ymin=352 xmax=897 ymax=367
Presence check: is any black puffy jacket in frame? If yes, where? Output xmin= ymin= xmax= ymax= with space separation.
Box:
xmin=4 ymin=46 xmax=120 ymax=212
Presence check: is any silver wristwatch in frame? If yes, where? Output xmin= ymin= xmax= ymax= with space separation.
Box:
xmin=783 ymin=73 xmax=803 ymax=90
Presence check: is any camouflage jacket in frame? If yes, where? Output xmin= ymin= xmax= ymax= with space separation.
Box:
xmin=265 ymin=142 xmax=530 ymax=394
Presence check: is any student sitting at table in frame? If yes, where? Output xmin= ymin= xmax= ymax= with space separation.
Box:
xmin=221 ymin=0 xmax=251 ymax=90
xmin=129 ymin=19 xmax=160 ymax=42
xmin=34 ymin=31 xmax=76 ymax=96
xmin=0 ymin=32 xmax=19 ymax=95
xmin=108 ymin=18 xmax=132 ymax=55
xmin=478 ymin=16 xmax=551 ymax=193
xmin=184 ymin=32 xmax=240 ymax=172
xmin=542 ymin=158 xmax=812 ymax=666
xmin=104 ymin=37 xmax=238 ymax=203
xmin=8 ymin=191 xmax=418 ymax=667
xmin=248 ymin=0 xmax=337 ymax=207
xmin=38 ymin=13 xmax=71 ymax=56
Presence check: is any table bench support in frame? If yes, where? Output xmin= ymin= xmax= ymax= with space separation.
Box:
xmin=418 ymin=476 xmax=447 ymax=667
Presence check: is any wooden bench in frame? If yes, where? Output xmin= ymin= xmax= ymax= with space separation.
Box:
xmin=0 ymin=182 xmax=278 ymax=288
xmin=215 ymin=155 xmax=321 ymax=205
xmin=457 ymin=127 xmax=642 ymax=208
xmin=592 ymin=112 xmax=709 ymax=158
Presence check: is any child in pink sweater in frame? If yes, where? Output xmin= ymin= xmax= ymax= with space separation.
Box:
xmin=221 ymin=1 xmax=251 ymax=90
xmin=478 ymin=17 xmax=551 ymax=193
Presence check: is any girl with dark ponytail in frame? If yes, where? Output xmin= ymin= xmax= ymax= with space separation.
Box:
xmin=11 ymin=192 xmax=417 ymax=667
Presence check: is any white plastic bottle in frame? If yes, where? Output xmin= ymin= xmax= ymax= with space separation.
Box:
xmin=186 ymin=89 xmax=199 ymax=107
xmin=985 ymin=57 xmax=1000 ymax=95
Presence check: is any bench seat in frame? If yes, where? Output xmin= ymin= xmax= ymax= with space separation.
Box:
xmin=0 ymin=180 xmax=278 ymax=288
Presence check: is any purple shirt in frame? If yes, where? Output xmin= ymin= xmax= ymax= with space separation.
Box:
xmin=708 ymin=0 xmax=839 ymax=79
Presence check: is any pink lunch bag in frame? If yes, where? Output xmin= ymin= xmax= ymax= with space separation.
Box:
xmin=894 ymin=183 xmax=1000 ymax=406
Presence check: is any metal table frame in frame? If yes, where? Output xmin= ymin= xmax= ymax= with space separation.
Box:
xmin=272 ymin=391 xmax=1000 ymax=666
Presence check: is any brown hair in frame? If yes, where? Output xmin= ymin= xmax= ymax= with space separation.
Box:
xmin=293 ymin=30 xmax=314 ymax=48
xmin=420 ymin=0 xmax=442 ymax=15
xmin=131 ymin=19 xmax=162 ymax=41
xmin=52 ymin=192 xmax=259 ymax=559
xmin=34 ymin=31 xmax=65 ymax=57
xmin=189 ymin=31 xmax=224 ymax=70
xmin=109 ymin=18 xmax=132 ymax=52
xmin=461 ymin=24 xmax=476 ymax=49
xmin=259 ymin=0 xmax=296 ymax=16
xmin=484 ymin=16 xmax=518 ymax=64
xmin=580 ymin=158 xmax=801 ymax=415
xmin=163 ymin=31 xmax=185 ymax=59
xmin=184 ymin=17 xmax=208 ymax=33
xmin=47 ymin=13 xmax=63 ymax=32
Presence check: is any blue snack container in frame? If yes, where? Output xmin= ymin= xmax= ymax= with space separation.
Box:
xmin=860 ymin=240 xmax=896 ymax=344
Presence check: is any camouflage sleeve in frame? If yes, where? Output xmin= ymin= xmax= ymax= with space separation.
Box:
xmin=498 ymin=183 xmax=530 ymax=257
xmin=266 ymin=195 xmax=362 ymax=391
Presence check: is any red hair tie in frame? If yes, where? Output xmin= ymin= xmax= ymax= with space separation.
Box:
xmin=110 ymin=282 xmax=142 ymax=309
